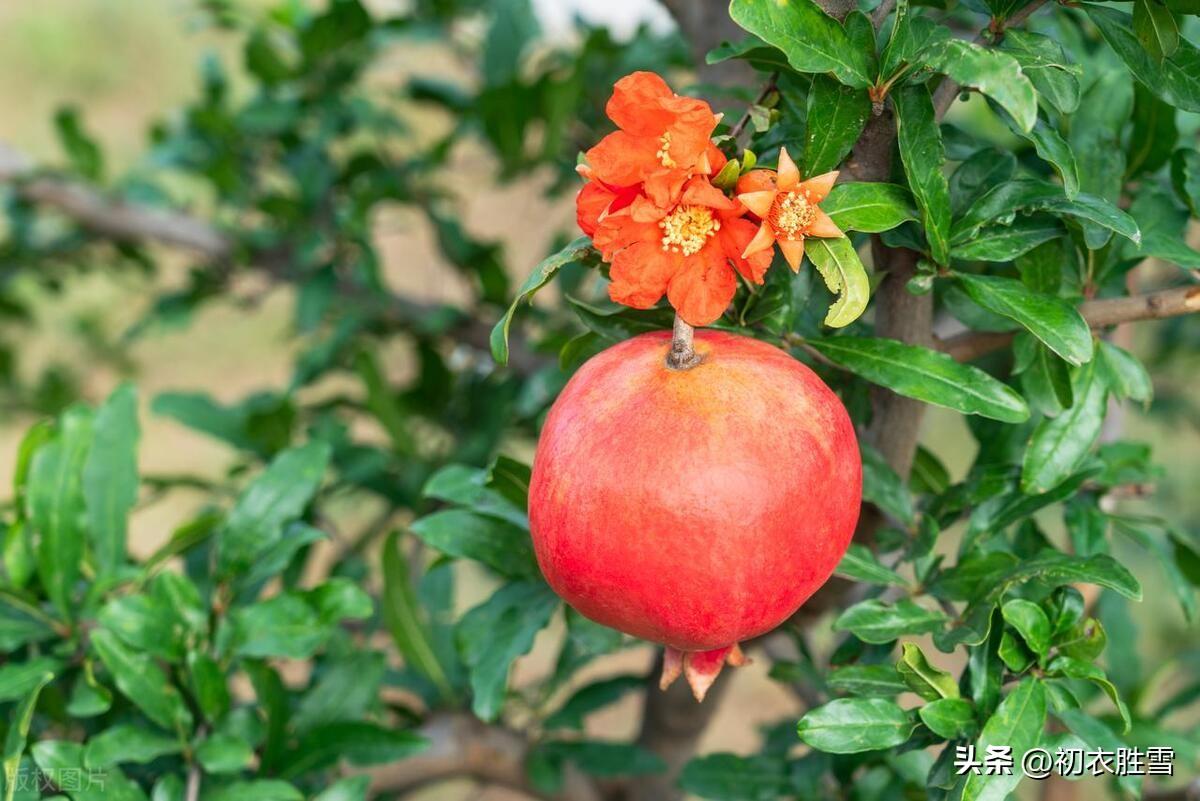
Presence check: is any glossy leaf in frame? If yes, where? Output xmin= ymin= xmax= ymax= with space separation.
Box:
xmin=804 ymin=76 xmax=869 ymax=174
xmin=835 ymin=543 xmax=908 ymax=586
xmin=833 ymin=599 xmax=947 ymax=643
xmin=796 ymin=698 xmax=915 ymax=753
xmin=919 ymin=698 xmax=977 ymax=739
xmin=805 ymin=237 xmax=870 ymax=328
xmin=81 ymin=383 xmax=138 ymax=578
xmin=807 ymin=337 xmax=1029 ymax=423
xmin=1087 ymin=6 xmax=1200 ymax=112
xmin=894 ymin=85 xmax=951 ymax=264
xmin=956 ymin=273 xmax=1093 ymax=366
xmin=821 ymin=182 xmax=917 ymax=233
xmin=491 ymin=236 xmax=592 ymax=366
xmin=1021 ymin=362 xmax=1108 ymax=493
xmin=924 ymin=39 xmax=1037 ymax=131
xmin=962 ymin=679 xmax=1047 ymax=801
xmin=729 ymin=0 xmax=873 ymax=88
xmin=897 ymin=642 xmax=959 ymax=701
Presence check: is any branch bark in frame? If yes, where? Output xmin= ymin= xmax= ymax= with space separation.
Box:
xmin=940 ymin=285 xmax=1200 ymax=361
xmin=363 ymin=713 xmax=603 ymax=801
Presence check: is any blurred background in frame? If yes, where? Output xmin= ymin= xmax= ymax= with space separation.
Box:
xmin=0 ymin=1 xmax=1196 ymax=798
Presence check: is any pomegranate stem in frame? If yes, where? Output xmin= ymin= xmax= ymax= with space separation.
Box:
xmin=666 ymin=314 xmax=701 ymax=370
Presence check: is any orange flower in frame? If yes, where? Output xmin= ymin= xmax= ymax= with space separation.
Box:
xmin=592 ymin=176 xmax=773 ymax=327
xmin=576 ymin=178 xmax=638 ymax=237
xmin=585 ymin=72 xmax=721 ymax=208
xmin=736 ymin=147 xmax=842 ymax=272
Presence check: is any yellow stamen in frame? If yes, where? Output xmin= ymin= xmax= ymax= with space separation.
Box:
xmin=769 ymin=191 xmax=816 ymax=241
xmin=656 ymin=132 xmax=676 ymax=168
xmin=659 ymin=205 xmax=720 ymax=256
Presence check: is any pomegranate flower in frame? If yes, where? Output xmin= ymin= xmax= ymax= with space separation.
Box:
xmin=585 ymin=71 xmax=721 ymax=208
xmin=592 ymin=176 xmax=773 ymax=327
xmin=737 ymin=147 xmax=842 ymax=272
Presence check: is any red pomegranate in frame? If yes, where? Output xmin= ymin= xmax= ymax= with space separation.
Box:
xmin=529 ymin=330 xmax=861 ymax=700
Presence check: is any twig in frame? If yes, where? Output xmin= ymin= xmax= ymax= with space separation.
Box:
xmin=665 ymin=314 xmax=701 ymax=369
xmin=727 ymin=75 xmax=778 ymax=144
xmin=871 ymin=0 xmax=898 ymax=28
xmin=940 ymin=285 xmax=1200 ymax=361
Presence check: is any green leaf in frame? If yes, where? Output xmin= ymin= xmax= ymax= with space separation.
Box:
xmin=3 ymin=671 xmax=52 ymax=801
xmin=952 ymin=179 xmax=1141 ymax=246
xmin=804 ymin=237 xmax=871 ymax=328
xmin=956 ymin=273 xmax=1093 ymax=366
xmin=292 ymin=652 xmax=386 ymax=734
xmin=729 ymin=0 xmax=873 ymax=88
xmin=894 ymin=85 xmax=951 ymax=264
xmin=219 ymin=441 xmax=330 ymax=576
xmin=53 ymin=107 xmax=104 ymax=182
xmin=1134 ymin=0 xmax=1180 ymax=61
xmin=835 ymin=543 xmax=907 ymax=586
xmin=457 ymin=581 xmax=559 ymax=721
xmin=382 ymin=531 xmax=453 ymax=700
xmin=950 ymin=216 xmax=1064 ymax=263
xmin=410 ymin=510 xmax=538 ymax=579
xmin=1014 ymin=120 xmax=1079 ymax=199
xmin=679 ymin=753 xmax=792 ymax=801
xmin=187 ymin=652 xmax=229 ymax=722
xmin=1005 ymin=553 xmax=1141 ymax=600
xmin=206 ymin=781 xmax=302 ymax=801
xmin=33 ymin=740 xmax=147 ymax=801
xmin=827 ymin=664 xmax=908 ymax=696
xmin=0 ymin=657 xmax=62 ymax=702
xmin=27 ymin=406 xmax=92 ymax=619
xmin=81 ymin=383 xmax=138 ymax=578
xmin=545 ymin=675 xmax=643 ymax=730
xmin=1097 ymin=341 xmax=1153 ymax=404
xmin=313 ymin=778 xmax=370 ymax=801
xmin=833 ymin=599 xmax=947 ymax=644
xmin=897 ymin=642 xmax=959 ymax=700
xmin=1001 ymin=599 xmax=1052 ymax=657
xmin=83 ymin=725 xmax=181 ymax=769
xmin=1017 ymin=336 xmax=1074 ymax=417
xmin=284 ymin=722 xmax=427 ymax=777
xmin=796 ymin=698 xmax=915 ymax=753
xmin=91 ymin=629 xmax=192 ymax=732
xmin=1021 ymin=362 xmax=1107 ymax=494
xmin=962 ymin=679 xmax=1047 ymax=801
xmin=490 ymin=236 xmax=592 ymax=366
xmin=1000 ymin=31 xmax=1081 ymax=115
xmin=1045 ymin=656 xmax=1131 ymax=732
xmin=806 ymin=337 xmax=1029 ymax=423
xmin=821 ymin=183 xmax=917 ymax=233
xmin=232 ymin=593 xmax=325 ymax=659
xmin=97 ymin=594 xmax=185 ymax=663
xmin=859 ymin=443 xmax=915 ymax=525
xmin=196 ymin=733 xmax=253 ymax=774
xmin=1136 ymin=231 xmax=1200 ymax=270
xmin=1128 ymin=85 xmax=1178 ymax=178
xmin=919 ymin=698 xmax=977 ymax=739
xmin=804 ymin=76 xmax=869 ymax=174
xmin=1172 ymin=149 xmax=1200 ymax=215
xmin=1087 ymin=6 xmax=1200 ymax=113
xmin=924 ymin=39 xmax=1038 ymax=131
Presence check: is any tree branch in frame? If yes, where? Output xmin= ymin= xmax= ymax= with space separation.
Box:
xmin=940 ymin=285 xmax=1200 ymax=361
xmin=0 ymin=142 xmax=547 ymax=375
xmin=363 ymin=713 xmax=603 ymax=801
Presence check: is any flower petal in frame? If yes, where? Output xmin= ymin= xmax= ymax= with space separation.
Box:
xmin=799 ymin=171 xmax=839 ymax=203
xmin=736 ymin=169 xmax=777 ymax=195
xmin=607 ymin=71 xmax=675 ymax=136
xmin=680 ymin=176 xmax=737 ymax=211
xmin=778 ymin=238 xmax=805 ymax=272
xmin=667 ymin=247 xmax=737 ymax=326
xmin=777 ymin=147 xmax=801 ymax=191
xmin=586 ymin=130 xmax=662 ymax=187
xmin=737 ymin=190 xmax=776 ymax=219
xmin=609 ymin=240 xmax=679 ymax=309
xmin=723 ymin=218 xmax=774 ymax=284
xmin=806 ymin=207 xmax=843 ymax=238
xmin=576 ymin=181 xmax=615 ymax=237
xmin=593 ymin=215 xmax=660 ymax=261
xmin=643 ymin=169 xmax=689 ymax=209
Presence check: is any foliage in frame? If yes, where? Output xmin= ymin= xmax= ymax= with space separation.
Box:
xmin=1 ymin=0 xmax=1199 ymax=800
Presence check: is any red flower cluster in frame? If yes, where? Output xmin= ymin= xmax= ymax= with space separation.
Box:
xmin=576 ymin=72 xmax=842 ymax=326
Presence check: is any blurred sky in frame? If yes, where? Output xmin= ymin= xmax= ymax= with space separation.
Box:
xmin=531 ymin=0 xmax=673 ymax=38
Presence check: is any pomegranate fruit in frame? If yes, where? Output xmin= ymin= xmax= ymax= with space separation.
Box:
xmin=529 ymin=330 xmax=861 ymax=700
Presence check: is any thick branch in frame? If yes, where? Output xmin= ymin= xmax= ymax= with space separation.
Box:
xmin=940 ymin=285 xmax=1200 ymax=361
xmin=364 ymin=713 xmax=602 ymax=801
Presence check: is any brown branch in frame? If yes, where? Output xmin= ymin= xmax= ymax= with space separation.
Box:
xmin=940 ymin=285 xmax=1200 ymax=361
xmin=363 ymin=713 xmax=603 ymax=801
xmin=0 ymin=142 xmax=546 ymax=375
